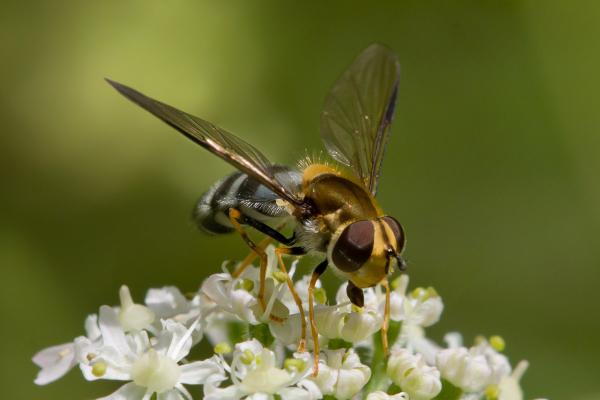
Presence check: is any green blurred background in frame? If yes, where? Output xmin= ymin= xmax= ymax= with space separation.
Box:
xmin=2 ymin=1 xmax=599 ymax=398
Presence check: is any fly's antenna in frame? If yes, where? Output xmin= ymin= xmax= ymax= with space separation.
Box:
xmin=396 ymin=255 xmax=407 ymax=271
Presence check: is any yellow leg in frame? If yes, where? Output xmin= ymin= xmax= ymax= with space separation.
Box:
xmin=308 ymin=260 xmax=327 ymax=376
xmin=381 ymin=278 xmax=391 ymax=356
xmin=228 ymin=208 xmax=267 ymax=311
xmin=232 ymin=235 xmax=273 ymax=278
xmin=275 ymin=247 xmax=307 ymax=352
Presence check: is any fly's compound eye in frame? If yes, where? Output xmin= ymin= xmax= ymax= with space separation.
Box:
xmin=382 ymin=216 xmax=405 ymax=253
xmin=332 ymin=220 xmax=374 ymax=272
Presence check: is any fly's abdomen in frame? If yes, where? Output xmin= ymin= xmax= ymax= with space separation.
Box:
xmin=193 ymin=165 xmax=301 ymax=234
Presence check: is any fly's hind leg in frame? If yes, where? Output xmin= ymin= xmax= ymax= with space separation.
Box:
xmin=275 ymin=246 xmax=307 ymax=352
xmin=228 ymin=208 xmax=296 ymax=314
xmin=232 ymin=236 xmax=273 ymax=278
xmin=232 ymin=215 xmax=296 ymax=278
xmin=228 ymin=208 xmax=269 ymax=311
xmin=309 ymin=260 xmax=328 ymax=376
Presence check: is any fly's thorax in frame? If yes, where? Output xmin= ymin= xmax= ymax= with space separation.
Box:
xmin=327 ymin=216 xmax=405 ymax=289
xmin=301 ymin=164 xmax=382 ymax=233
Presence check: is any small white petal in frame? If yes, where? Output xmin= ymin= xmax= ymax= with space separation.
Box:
xmin=443 ymin=332 xmax=463 ymax=348
xmin=313 ymin=363 xmax=337 ymax=395
xmin=314 ymin=306 xmax=344 ymax=339
xmin=157 ymin=319 xmax=197 ymax=362
xmin=74 ymin=336 xmax=96 ymax=364
xmin=269 ymin=313 xmax=306 ymax=346
xmin=394 ymin=274 xmax=410 ymax=296
xmin=99 ymin=306 xmax=132 ymax=356
xmin=436 ymin=347 xmax=492 ymax=392
xmin=145 ymin=287 xmax=191 ymax=319
xmin=498 ymin=360 xmax=528 ymax=400
xmin=85 ymin=314 xmax=102 ymax=341
xmin=388 ymin=349 xmax=441 ymax=400
xmin=340 ymin=311 xmax=382 ymax=343
xmin=414 ymin=297 xmax=443 ymax=327
xmin=486 ymin=350 xmax=512 ymax=384
xmin=79 ymin=351 xmax=132 ymax=382
xmin=118 ymin=286 xmax=155 ymax=332
xmin=32 ymin=343 xmax=76 ymax=385
xmin=239 ymin=364 xmax=291 ymax=394
xmin=335 ymin=282 xmax=351 ymax=311
xmin=201 ymin=273 xmax=235 ymax=307
xmin=313 ymin=349 xmax=370 ymax=400
xmin=203 ymin=381 xmax=241 ymax=400
xmin=295 ymin=379 xmax=322 ymax=399
xmin=97 ymin=382 xmax=146 ymax=400
xmin=119 ymin=304 xmax=155 ymax=332
xmin=231 ymin=289 xmax=260 ymax=322
xmin=389 ymin=292 xmax=405 ymax=321
xmin=410 ymin=336 xmax=441 ymax=366
xmin=179 ymin=358 xmax=226 ymax=385
xmin=335 ymin=368 xmax=371 ymax=399
xmin=119 ymin=285 xmax=135 ymax=308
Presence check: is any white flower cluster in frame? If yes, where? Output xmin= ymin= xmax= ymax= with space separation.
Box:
xmin=33 ymin=246 xmax=543 ymax=400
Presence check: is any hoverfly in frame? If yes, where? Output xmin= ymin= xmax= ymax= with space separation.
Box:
xmin=107 ymin=43 xmax=405 ymax=374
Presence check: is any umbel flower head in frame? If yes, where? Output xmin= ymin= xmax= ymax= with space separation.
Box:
xmin=33 ymin=246 xmax=544 ymax=400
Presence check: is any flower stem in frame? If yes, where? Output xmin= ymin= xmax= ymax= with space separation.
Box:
xmin=364 ymin=320 xmax=402 ymax=394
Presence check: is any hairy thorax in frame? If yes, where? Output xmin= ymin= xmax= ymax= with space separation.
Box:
xmin=295 ymin=163 xmax=382 ymax=253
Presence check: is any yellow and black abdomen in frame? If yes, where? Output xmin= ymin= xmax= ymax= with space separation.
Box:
xmin=194 ymin=165 xmax=300 ymax=234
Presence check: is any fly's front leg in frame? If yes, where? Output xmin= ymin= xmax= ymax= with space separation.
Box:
xmin=381 ymin=278 xmax=391 ymax=356
xmin=275 ymin=246 xmax=307 ymax=352
xmin=228 ymin=208 xmax=269 ymax=311
xmin=309 ymin=260 xmax=328 ymax=376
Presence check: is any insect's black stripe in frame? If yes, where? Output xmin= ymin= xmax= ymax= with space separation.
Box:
xmin=237 ymin=213 xmax=296 ymax=246
xmin=211 ymin=172 xmax=245 ymax=210
xmin=369 ymin=80 xmax=399 ymax=194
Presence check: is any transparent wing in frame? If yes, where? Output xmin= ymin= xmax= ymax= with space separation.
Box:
xmin=106 ymin=79 xmax=303 ymax=206
xmin=320 ymin=43 xmax=400 ymax=195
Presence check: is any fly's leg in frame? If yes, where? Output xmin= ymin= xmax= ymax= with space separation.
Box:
xmin=275 ymin=246 xmax=307 ymax=352
xmin=232 ymin=236 xmax=273 ymax=278
xmin=228 ymin=208 xmax=269 ymax=311
xmin=381 ymin=277 xmax=391 ymax=356
xmin=309 ymin=260 xmax=328 ymax=376
xmin=230 ymin=214 xmax=295 ymax=278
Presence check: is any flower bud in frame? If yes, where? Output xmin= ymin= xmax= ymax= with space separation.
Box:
xmin=314 ymin=306 xmax=344 ymax=339
xmin=118 ymin=285 xmax=155 ymax=332
xmin=497 ymin=360 xmax=529 ymax=400
xmin=411 ymin=293 xmax=443 ymax=328
xmin=339 ymin=310 xmax=381 ymax=343
xmin=313 ymin=349 xmax=371 ymax=400
xmin=436 ymin=347 xmax=492 ymax=392
xmin=387 ymin=349 xmax=442 ymax=400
